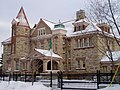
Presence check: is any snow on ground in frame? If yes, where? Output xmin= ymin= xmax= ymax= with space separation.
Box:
xmin=0 ymin=80 xmax=120 ymax=90
xmin=0 ymin=81 xmax=51 ymax=90
xmin=98 ymin=84 xmax=120 ymax=90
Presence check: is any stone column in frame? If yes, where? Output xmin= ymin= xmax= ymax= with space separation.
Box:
xmin=43 ymin=60 xmax=48 ymax=72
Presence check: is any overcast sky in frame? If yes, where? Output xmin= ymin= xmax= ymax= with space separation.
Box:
xmin=0 ymin=0 xmax=90 ymax=55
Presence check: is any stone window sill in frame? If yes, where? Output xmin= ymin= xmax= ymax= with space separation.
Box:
xmin=76 ymin=68 xmax=86 ymax=70
xmin=74 ymin=46 xmax=94 ymax=50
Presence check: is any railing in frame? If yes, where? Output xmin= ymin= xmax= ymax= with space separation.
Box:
xmin=0 ymin=70 xmax=120 ymax=90
xmin=57 ymin=70 xmax=120 ymax=90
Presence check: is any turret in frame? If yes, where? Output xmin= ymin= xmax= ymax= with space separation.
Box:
xmin=10 ymin=7 xmax=31 ymax=71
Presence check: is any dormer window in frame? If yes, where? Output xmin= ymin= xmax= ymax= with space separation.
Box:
xmin=97 ymin=23 xmax=110 ymax=33
xmin=38 ymin=27 xmax=46 ymax=36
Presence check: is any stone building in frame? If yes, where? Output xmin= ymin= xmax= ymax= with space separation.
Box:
xmin=2 ymin=7 xmax=120 ymax=74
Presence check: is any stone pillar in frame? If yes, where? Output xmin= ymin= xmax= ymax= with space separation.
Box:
xmin=43 ymin=61 xmax=48 ymax=72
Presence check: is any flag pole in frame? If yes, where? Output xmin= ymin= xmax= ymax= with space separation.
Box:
xmin=50 ymin=37 xmax=53 ymax=88
xmin=50 ymin=37 xmax=52 ymax=71
xmin=51 ymin=48 xmax=52 ymax=71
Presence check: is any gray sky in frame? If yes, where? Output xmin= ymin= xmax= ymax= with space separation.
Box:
xmin=0 ymin=0 xmax=89 ymax=55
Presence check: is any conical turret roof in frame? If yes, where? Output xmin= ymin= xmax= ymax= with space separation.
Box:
xmin=15 ymin=7 xmax=30 ymax=28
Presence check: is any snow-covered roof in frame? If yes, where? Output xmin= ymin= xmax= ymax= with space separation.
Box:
xmin=101 ymin=51 xmax=120 ymax=62
xmin=13 ymin=7 xmax=30 ymax=27
xmin=74 ymin=18 xmax=89 ymax=23
xmin=11 ymin=18 xmax=19 ymax=25
xmin=35 ymin=48 xmax=62 ymax=58
xmin=42 ymin=19 xmax=55 ymax=30
xmin=67 ymin=22 xmax=102 ymax=37
xmin=33 ymin=18 xmax=117 ymax=39
xmin=64 ymin=21 xmax=74 ymax=36
xmin=2 ymin=37 xmax=11 ymax=45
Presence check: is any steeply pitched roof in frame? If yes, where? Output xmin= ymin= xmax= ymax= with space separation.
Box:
xmin=42 ymin=19 xmax=55 ymax=30
xmin=12 ymin=7 xmax=30 ymax=28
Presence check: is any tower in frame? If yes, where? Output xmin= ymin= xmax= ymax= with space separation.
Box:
xmin=11 ymin=7 xmax=30 ymax=71
xmin=73 ymin=10 xmax=89 ymax=32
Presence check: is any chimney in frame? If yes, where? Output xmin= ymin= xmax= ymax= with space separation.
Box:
xmin=76 ymin=10 xmax=86 ymax=20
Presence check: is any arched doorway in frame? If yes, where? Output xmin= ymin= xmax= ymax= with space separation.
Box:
xmin=32 ymin=59 xmax=43 ymax=73
xmin=47 ymin=60 xmax=58 ymax=70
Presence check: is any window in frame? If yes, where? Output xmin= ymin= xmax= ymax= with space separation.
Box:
xmin=74 ymin=27 xmax=76 ymax=32
xmin=84 ymin=38 xmax=88 ymax=47
xmin=89 ymin=37 xmax=93 ymax=47
xmin=77 ymin=60 xmax=80 ymax=68
xmin=22 ymin=62 xmax=27 ymax=70
xmin=76 ymin=37 xmax=93 ymax=48
xmin=76 ymin=58 xmax=86 ymax=69
xmin=16 ymin=60 xmax=19 ymax=70
xmin=102 ymin=66 xmax=107 ymax=72
xmin=77 ymin=39 xmax=80 ymax=48
xmin=77 ymin=39 xmax=83 ymax=48
xmin=38 ymin=27 xmax=46 ymax=36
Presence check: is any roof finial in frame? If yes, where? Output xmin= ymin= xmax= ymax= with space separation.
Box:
xmin=59 ymin=19 xmax=61 ymax=24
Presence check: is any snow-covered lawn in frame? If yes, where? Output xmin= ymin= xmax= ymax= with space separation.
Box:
xmin=98 ymin=84 xmax=120 ymax=90
xmin=0 ymin=81 xmax=51 ymax=90
xmin=0 ymin=80 xmax=120 ymax=90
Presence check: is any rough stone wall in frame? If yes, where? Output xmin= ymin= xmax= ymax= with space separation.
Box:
xmin=67 ymin=34 xmax=100 ymax=73
xmin=9 ymin=25 xmax=30 ymax=72
xmin=15 ymin=37 xmax=29 ymax=57
xmin=2 ymin=44 xmax=11 ymax=72
xmin=95 ymin=34 xmax=120 ymax=72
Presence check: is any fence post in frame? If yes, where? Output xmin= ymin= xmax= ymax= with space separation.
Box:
xmin=110 ymin=70 xmax=113 ymax=82
xmin=60 ymin=71 xmax=63 ymax=90
xmin=15 ymin=73 xmax=18 ymax=81
xmin=9 ymin=72 xmax=11 ymax=81
xmin=0 ymin=73 xmax=1 ymax=80
xmin=34 ymin=72 xmax=36 ymax=82
xmin=2 ymin=73 xmax=5 ymax=81
xmin=57 ymin=72 xmax=60 ymax=88
xmin=25 ymin=72 xmax=27 ymax=82
xmin=50 ymin=71 xmax=52 ymax=87
xmin=13 ymin=72 xmax=14 ymax=81
xmin=97 ymin=70 xmax=100 ymax=89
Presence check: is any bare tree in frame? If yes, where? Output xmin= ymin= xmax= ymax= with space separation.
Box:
xmin=93 ymin=32 xmax=115 ymax=70
xmin=88 ymin=0 xmax=120 ymax=24
xmin=88 ymin=0 xmax=120 ymax=70
xmin=30 ymin=59 xmax=43 ymax=85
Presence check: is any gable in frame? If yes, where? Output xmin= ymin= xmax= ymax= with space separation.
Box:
xmin=31 ymin=19 xmax=52 ymax=37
